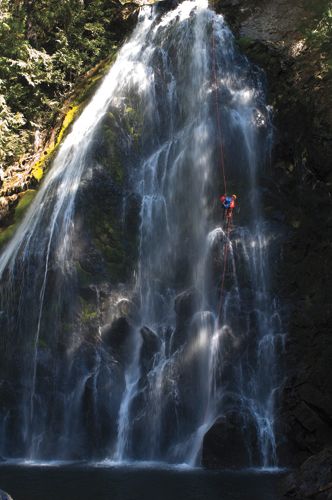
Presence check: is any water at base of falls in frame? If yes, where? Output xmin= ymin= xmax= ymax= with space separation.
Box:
xmin=0 ymin=0 xmax=284 ymax=467
xmin=0 ymin=464 xmax=286 ymax=500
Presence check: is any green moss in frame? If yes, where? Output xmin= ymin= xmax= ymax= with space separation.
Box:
xmin=15 ymin=190 xmax=36 ymax=220
xmin=38 ymin=338 xmax=47 ymax=349
xmin=73 ymin=52 xmax=117 ymax=106
xmin=80 ymin=299 xmax=98 ymax=323
xmin=100 ymin=118 xmax=125 ymax=185
xmin=87 ymin=208 xmax=129 ymax=281
xmin=31 ymin=165 xmax=43 ymax=182
xmin=0 ymin=189 xmax=37 ymax=249
xmin=123 ymin=102 xmax=143 ymax=146
xmin=56 ymin=105 xmax=80 ymax=146
xmin=30 ymin=103 xmax=82 ymax=185
xmin=237 ymin=36 xmax=255 ymax=50
xmin=301 ymin=2 xmax=332 ymax=78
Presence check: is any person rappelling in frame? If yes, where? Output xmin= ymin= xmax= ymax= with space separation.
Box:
xmin=220 ymin=194 xmax=237 ymax=222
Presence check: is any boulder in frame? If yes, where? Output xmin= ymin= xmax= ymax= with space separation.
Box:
xmin=101 ymin=317 xmax=133 ymax=364
xmin=101 ymin=317 xmax=131 ymax=345
xmin=202 ymin=410 xmax=260 ymax=469
xmin=171 ymin=288 xmax=201 ymax=352
xmin=111 ymin=297 xmax=139 ymax=324
xmin=174 ymin=288 xmax=201 ymax=322
xmin=140 ymin=326 xmax=161 ymax=373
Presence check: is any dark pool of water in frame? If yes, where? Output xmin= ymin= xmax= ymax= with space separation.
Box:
xmin=0 ymin=463 xmax=286 ymax=500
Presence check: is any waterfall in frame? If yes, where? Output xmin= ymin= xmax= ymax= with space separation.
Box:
xmin=0 ymin=0 xmax=282 ymax=467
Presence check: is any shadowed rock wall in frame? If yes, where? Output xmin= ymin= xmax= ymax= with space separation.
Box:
xmin=210 ymin=0 xmax=332 ymax=469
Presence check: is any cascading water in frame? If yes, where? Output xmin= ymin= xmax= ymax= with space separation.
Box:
xmin=0 ymin=0 xmax=283 ymax=467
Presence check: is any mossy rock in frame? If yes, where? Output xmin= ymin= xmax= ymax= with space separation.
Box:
xmin=93 ymin=217 xmax=128 ymax=281
xmin=237 ymin=36 xmax=255 ymax=50
xmin=80 ymin=298 xmax=98 ymax=323
xmin=99 ymin=114 xmax=126 ymax=186
xmin=29 ymin=103 xmax=83 ymax=186
xmin=0 ymin=189 xmax=37 ymax=249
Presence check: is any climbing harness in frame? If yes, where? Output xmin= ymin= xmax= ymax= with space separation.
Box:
xmin=217 ymin=214 xmax=232 ymax=323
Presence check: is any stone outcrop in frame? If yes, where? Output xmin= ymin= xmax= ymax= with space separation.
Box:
xmin=171 ymin=288 xmax=202 ymax=353
xmin=101 ymin=317 xmax=133 ymax=362
xmin=202 ymin=411 xmax=260 ymax=469
xmin=140 ymin=326 xmax=162 ymax=373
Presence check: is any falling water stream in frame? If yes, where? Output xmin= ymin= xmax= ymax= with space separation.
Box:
xmin=0 ymin=0 xmax=283 ymax=468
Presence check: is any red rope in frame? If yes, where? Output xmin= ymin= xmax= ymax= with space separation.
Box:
xmin=217 ymin=217 xmax=231 ymax=323
xmin=211 ymin=12 xmax=231 ymax=325
xmin=211 ymin=17 xmax=227 ymax=195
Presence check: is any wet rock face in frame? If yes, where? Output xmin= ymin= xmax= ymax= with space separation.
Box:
xmin=202 ymin=411 xmax=260 ymax=469
xmin=140 ymin=326 xmax=161 ymax=374
xmin=284 ymin=448 xmax=332 ymax=499
xmin=174 ymin=288 xmax=201 ymax=321
xmin=101 ymin=317 xmax=133 ymax=364
xmin=213 ymin=0 xmax=332 ymax=469
xmin=171 ymin=288 xmax=202 ymax=353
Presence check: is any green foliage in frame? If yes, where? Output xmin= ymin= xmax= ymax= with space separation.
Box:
xmin=237 ymin=37 xmax=255 ymax=50
xmin=0 ymin=94 xmax=27 ymax=163
xmin=80 ymin=299 xmax=98 ymax=323
xmin=303 ymin=1 xmax=332 ymax=77
xmin=0 ymin=0 xmax=133 ymax=169
xmin=305 ymin=4 xmax=332 ymax=45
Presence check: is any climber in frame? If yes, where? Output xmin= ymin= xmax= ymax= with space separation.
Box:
xmin=220 ymin=194 xmax=237 ymax=221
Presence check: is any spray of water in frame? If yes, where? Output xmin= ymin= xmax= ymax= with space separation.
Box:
xmin=0 ymin=0 xmax=282 ymax=467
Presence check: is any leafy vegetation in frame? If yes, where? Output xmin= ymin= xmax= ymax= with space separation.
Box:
xmin=0 ymin=0 xmax=136 ymax=169
xmin=305 ymin=3 xmax=332 ymax=76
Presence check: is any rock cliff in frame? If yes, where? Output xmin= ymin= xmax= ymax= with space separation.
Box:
xmin=205 ymin=0 xmax=332 ymax=472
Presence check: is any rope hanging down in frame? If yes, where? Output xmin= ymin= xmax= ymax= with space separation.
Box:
xmin=211 ymin=17 xmax=227 ymax=195
xmin=211 ymin=15 xmax=231 ymax=324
